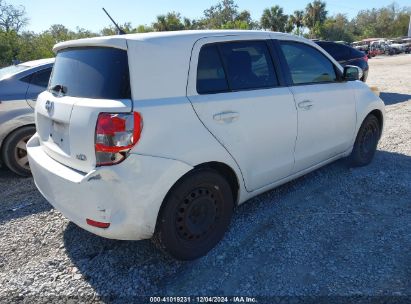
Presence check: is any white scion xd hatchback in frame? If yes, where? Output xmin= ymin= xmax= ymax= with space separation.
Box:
xmin=27 ymin=30 xmax=384 ymax=260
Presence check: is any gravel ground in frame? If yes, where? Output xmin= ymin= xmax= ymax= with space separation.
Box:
xmin=0 ymin=55 xmax=410 ymax=303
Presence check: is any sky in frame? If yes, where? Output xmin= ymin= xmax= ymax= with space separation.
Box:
xmin=10 ymin=0 xmax=411 ymax=33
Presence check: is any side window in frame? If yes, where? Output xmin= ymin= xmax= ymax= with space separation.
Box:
xmin=280 ymin=42 xmax=337 ymax=85
xmin=30 ymin=68 xmax=52 ymax=88
xmin=197 ymin=45 xmax=228 ymax=94
xmin=219 ymin=41 xmax=278 ymax=90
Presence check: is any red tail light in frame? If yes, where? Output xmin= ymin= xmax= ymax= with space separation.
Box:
xmin=95 ymin=112 xmax=142 ymax=166
xmin=363 ymin=55 xmax=368 ymax=62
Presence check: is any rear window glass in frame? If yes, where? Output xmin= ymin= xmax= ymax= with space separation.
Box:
xmin=317 ymin=42 xmax=350 ymax=61
xmin=49 ymin=47 xmax=130 ymax=99
xmin=350 ymin=47 xmax=365 ymax=58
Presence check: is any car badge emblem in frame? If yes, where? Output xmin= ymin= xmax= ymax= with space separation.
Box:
xmin=45 ymin=100 xmax=54 ymax=114
xmin=76 ymin=154 xmax=87 ymax=161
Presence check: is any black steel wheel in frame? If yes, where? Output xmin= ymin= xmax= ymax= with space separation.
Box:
xmin=349 ymin=114 xmax=380 ymax=167
xmin=176 ymin=186 xmax=221 ymax=242
xmin=153 ymin=168 xmax=234 ymax=260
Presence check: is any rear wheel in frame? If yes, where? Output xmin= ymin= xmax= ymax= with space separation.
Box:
xmin=2 ymin=126 xmax=36 ymax=176
xmin=349 ymin=114 xmax=380 ymax=167
xmin=153 ymin=168 xmax=234 ymax=260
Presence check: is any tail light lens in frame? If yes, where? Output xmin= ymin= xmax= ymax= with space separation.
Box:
xmin=86 ymin=218 xmax=110 ymax=229
xmin=95 ymin=112 xmax=142 ymax=166
xmin=363 ymin=55 xmax=368 ymax=62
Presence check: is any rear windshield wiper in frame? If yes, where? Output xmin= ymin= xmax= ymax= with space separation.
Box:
xmin=50 ymin=84 xmax=67 ymax=95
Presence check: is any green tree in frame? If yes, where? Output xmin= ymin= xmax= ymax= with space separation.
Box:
xmin=17 ymin=31 xmax=54 ymax=61
xmin=183 ymin=17 xmax=193 ymax=29
xmin=75 ymin=27 xmax=97 ymax=39
xmin=221 ymin=20 xmax=249 ymax=29
xmin=392 ymin=9 xmax=411 ymax=37
xmin=351 ymin=4 xmax=411 ymax=39
xmin=237 ymin=10 xmax=252 ymax=24
xmin=304 ymin=0 xmax=327 ymax=38
xmin=135 ymin=25 xmax=153 ymax=33
xmin=260 ymin=5 xmax=288 ymax=32
xmin=221 ymin=11 xmax=258 ymax=29
xmin=289 ymin=10 xmax=304 ymax=36
xmin=0 ymin=0 xmax=29 ymax=65
xmin=200 ymin=0 xmax=257 ymax=29
xmin=319 ymin=14 xmax=354 ymax=42
xmin=0 ymin=30 xmax=19 ymax=65
xmin=203 ymin=0 xmax=238 ymax=28
xmin=285 ymin=16 xmax=294 ymax=33
xmin=352 ymin=9 xmax=378 ymax=38
xmin=101 ymin=22 xmax=133 ymax=35
xmin=47 ymin=24 xmax=74 ymax=42
xmin=152 ymin=12 xmax=185 ymax=31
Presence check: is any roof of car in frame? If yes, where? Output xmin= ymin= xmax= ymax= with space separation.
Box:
xmin=19 ymin=58 xmax=55 ymax=67
xmin=53 ymin=30 xmax=304 ymax=52
xmin=316 ymin=40 xmax=346 ymax=44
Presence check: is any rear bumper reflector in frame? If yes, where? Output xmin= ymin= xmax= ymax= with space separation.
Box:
xmin=86 ymin=218 xmax=110 ymax=229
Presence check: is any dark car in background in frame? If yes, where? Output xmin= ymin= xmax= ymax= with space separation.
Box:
xmin=0 ymin=58 xmax=54 ymax=176
xmin=316 ymin=41 xmax=369 ymax=82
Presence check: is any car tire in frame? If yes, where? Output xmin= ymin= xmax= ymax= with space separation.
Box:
xmin=1 ymin=126 xmax=36 ymax=177
xmin=153 ymin=168 xmax=234 ymax=260
xmin=349 ymin=114 xmax=380 ymax=167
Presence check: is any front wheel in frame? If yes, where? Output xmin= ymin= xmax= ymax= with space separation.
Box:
xmin=349 ymin=114 xmax=380 ymax=167
xmin=153 ymin=168 xmax=234 ymax=260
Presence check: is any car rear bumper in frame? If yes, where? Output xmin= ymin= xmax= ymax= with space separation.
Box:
xmin=27 ymin=133 xmax=193 ymax=240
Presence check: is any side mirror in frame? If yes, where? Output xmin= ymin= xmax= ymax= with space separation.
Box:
xmin=343 ymin=65 xmax=363 ymax=81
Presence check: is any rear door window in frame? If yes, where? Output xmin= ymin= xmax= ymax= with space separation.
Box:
xmin=196 ymin=40 xmax=278 ymax=94
xmin=219 ymin=41 xmax=278 ymax=91
xmin=49 ymin=47 xmax=130 ymax=99
xmin=197 ymin=45 xmax=229 ymax=94
xmin=280 ymin=41 xmax=337 ymax=85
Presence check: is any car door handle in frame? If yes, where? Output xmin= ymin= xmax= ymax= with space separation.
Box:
xmin=213 ymin=111 xmax=239 ymax=123
xmin=298 ymin=100 xmax=314 ymax=110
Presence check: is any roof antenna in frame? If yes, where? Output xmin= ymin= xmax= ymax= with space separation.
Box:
xmin=102 ymin=8 xmax=126 ymax=35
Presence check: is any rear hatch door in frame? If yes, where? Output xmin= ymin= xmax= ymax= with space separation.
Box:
xmin=35 ymin=45 xmax=132 ymax=173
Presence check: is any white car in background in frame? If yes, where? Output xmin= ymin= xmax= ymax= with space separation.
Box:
xmin=27 ymin=30 xmax=384 ymax=260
